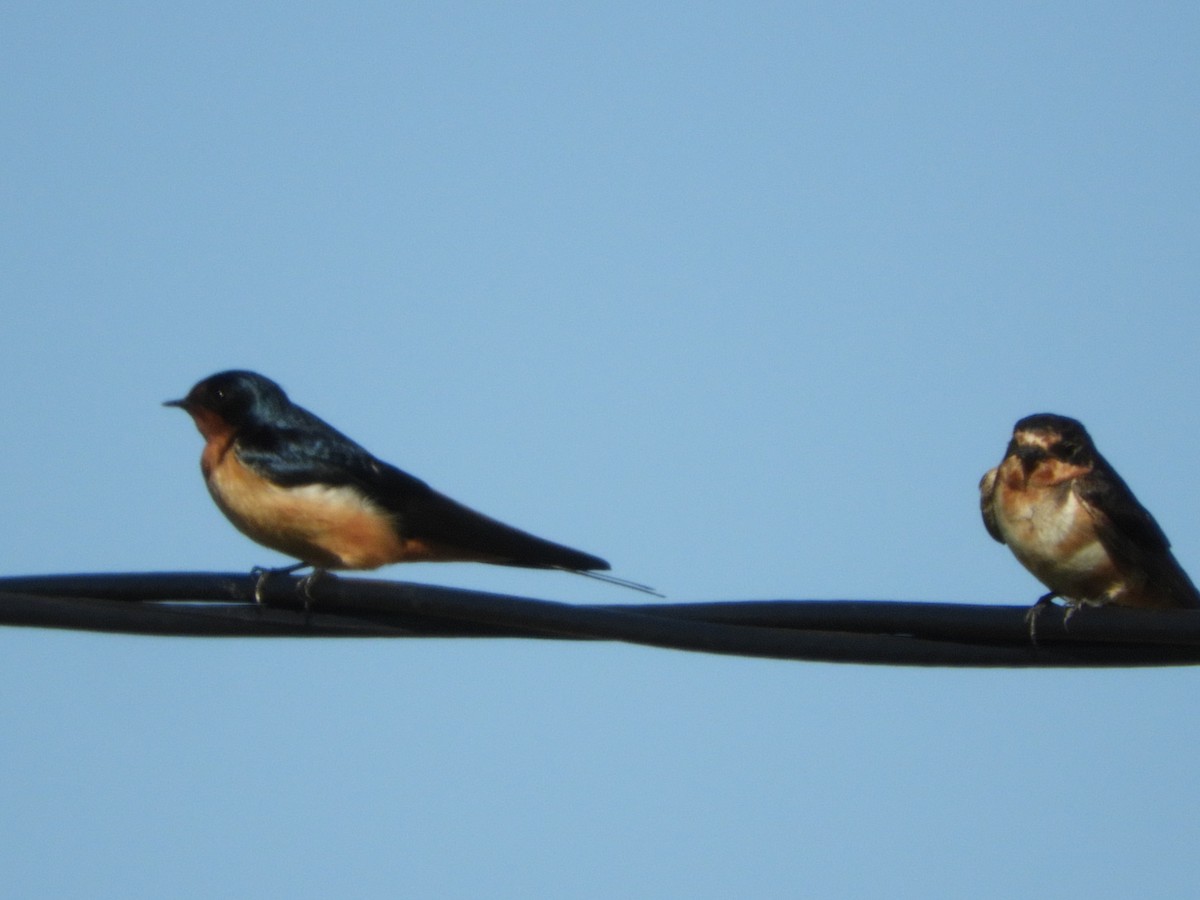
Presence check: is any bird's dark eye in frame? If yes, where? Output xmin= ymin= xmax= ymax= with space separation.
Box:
xmin=1057 ymin=440 xmax=1079 ymax=459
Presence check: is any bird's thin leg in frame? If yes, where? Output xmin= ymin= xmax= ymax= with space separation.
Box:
xmin=251 ymin=562 xmax=309 ymax=604
xmin=1023 ymin=592 xmax=1060 ymax=646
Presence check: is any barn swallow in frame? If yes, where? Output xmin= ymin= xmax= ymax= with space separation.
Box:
xmin=980 ymin=413 xmax=1200 ymax=624
xmin=166 ymin=370 xmax=657 ymax=599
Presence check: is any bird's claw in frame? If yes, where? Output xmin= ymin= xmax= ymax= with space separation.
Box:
xmin=249 ymin=563 xmax=307 ymax=605
xmin=297 ymin=569 xmax=329 ymax=612
xmin=1023 ymin=592 xmax=1061 ymax=646
xmin=251 ymin=566 xmax=271 ymax=604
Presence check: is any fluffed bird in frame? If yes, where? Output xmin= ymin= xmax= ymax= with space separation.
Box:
xmin=980 ymin=413 xmax=1199 ymax=619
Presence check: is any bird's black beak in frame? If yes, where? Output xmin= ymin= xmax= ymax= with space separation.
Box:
xmin=163 ymin=398 xmax=188 ymax=409
xmin=1015 ymin=443 xmax=1044 ymax=475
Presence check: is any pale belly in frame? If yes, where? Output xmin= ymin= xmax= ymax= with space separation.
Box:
xmin=996 ymin=485 xmax=1121 ymax=603
xmin=206 ymin=459 xmax=408 ymax=569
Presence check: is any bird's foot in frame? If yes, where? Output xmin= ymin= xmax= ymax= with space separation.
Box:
xmin=1024 ymin=592 xmax=1061 ymax=646
xmin=250 ymin=562 xmax=308 ymax=604
xmin=296 ymin=568 xmax=331 ymax=611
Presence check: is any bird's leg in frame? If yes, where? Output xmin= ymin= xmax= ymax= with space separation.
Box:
xmin=251 ymin=562 xmax=309 ymax=604
xmin=1023 ymin=591 xmax=1060 ymax=646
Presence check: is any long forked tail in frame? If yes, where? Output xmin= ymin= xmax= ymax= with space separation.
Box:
xmin=389 ymin=474 xmax=660 ymax=593
xmin=562 ymin=567 xmax=664 ymax=597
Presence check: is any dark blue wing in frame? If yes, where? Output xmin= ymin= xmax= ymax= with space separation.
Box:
xmin=1076 ymin=455 xmax=1200 ymax=608
xmin=235 ymin=402 xmax=609 ymax=572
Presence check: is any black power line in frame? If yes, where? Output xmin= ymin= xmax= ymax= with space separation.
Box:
xmin=1 ymin=572 xmax=1199 ymax=668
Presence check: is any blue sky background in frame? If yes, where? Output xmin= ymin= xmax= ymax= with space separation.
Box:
xmin=3 ymin=2 xmax=1199 ymax=897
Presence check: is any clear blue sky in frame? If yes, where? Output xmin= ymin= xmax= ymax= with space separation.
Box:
xmin=3 ymin=2 xmax=1199 ymax=897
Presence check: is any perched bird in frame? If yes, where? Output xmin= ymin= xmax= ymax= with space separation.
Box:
xmin=166 ymin=370 xmax=655 ymax=597
xmin=980 ymin=413 xmax=1200 ymax=614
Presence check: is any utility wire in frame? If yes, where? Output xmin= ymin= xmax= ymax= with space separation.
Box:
xmin=1 ymin=572 xmax=1199 ymax=668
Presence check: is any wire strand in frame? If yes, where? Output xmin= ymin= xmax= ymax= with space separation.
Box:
xmin=2 ymin=572 xmax=1200 ymax=668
